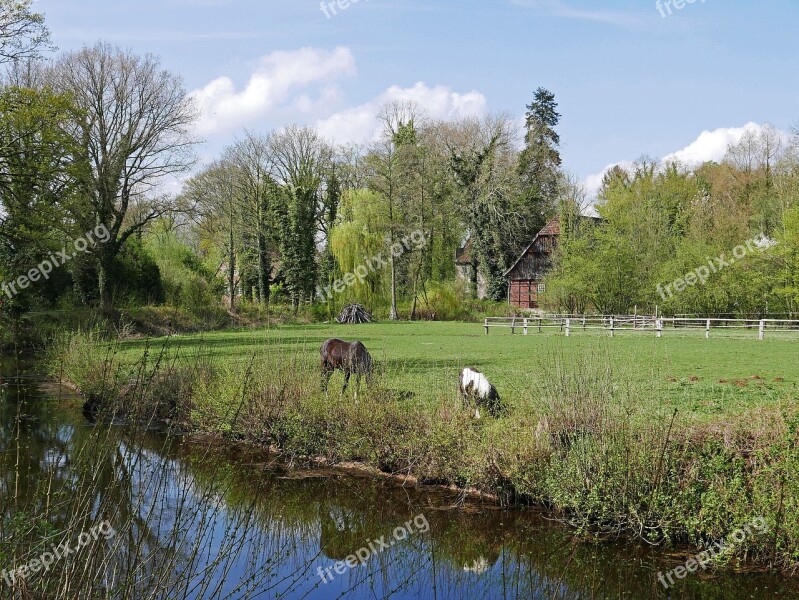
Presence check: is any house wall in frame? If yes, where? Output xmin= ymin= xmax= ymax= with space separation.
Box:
xmin=509 ymin=280 xmax=540 ymax=309
xmin=456 ymin=264 xmax=487 ymax=299
xmin=507 ymin=235 xmax=557 ymax=309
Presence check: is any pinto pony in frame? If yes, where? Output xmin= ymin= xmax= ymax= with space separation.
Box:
xmin=320 ymin=338 xmax=373 ymax=398
xmin=459 ymin=367 xmax=504 ymax=418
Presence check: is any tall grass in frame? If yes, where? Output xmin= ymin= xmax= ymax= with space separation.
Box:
xmin=50 ymin=331 xmax=799 ymax=575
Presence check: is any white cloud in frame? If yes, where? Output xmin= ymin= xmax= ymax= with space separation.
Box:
xmin=316 ymin=82 xmax=488 ymax=145
xmin=584 ymin=123 xmax=790 ymax=201
xmin=583 ymin=160 xmax=635 ymax=200
xmin=662 ymin=122 xmax=769 ymax=166
xmin=188 ymin=47 xmax=487 ymax=147
xmin=189 ymin=46 xmax=356 ymax=137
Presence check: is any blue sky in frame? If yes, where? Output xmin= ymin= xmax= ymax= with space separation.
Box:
xmin=36 ymin=0 xmax=799 ymax=193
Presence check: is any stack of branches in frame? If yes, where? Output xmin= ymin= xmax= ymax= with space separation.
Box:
xmin=337 ymin=304 xmax=373 ymax=324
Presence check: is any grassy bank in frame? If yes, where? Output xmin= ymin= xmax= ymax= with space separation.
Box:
xmin=53 ymin=322 xmax=799 ymax=574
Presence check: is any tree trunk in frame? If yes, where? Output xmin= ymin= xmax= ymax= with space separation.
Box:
xmin=97 ymin=245 xmax=112 ymax=310
xmin=257 ymin=230 xmax=270 ymax=305
xmin=410 ymin=266 xmax=421 ymax=321
xmin=389 ymin=251 xmax=398 ymax=320
xmin=227 ymin=222 xmax=236 ymax=312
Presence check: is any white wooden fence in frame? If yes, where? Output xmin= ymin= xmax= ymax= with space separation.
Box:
xmin=483 ymin=315 xmax=799 ymax=340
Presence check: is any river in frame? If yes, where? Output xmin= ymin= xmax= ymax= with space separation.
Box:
xmin=0 ymin=356 xmax=795 ymax=599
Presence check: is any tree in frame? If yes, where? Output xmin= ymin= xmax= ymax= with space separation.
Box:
xmin=227 ymin=132 xmax=279 ymax=305
xmin=0 ymin=0 xmax=52 ymax=64
xmin=329 ymin=189 xmax=386 ymax=306
xmin=318 ymin=159 xmax=343 ymax=313
xmin=180 ymin=160 xmax=241 ymax=310
xmin=449 ymin=115 xmax=519 ymax=301
xmin=269 ymin=125 xmax=330 ymax=310
xmin=517 ymin=87 xmax=562 ymax=233
xmin=0 ymin=86 xmax=76 ymax=313
xmin=368 ymin=101 xmax=423 ymax=320
xmin=50 ymin=42 xmax=197 ymax=307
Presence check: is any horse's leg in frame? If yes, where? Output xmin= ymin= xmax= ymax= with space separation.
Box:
xmin=321 ymin=362 xmax=333 ymax=393
xmin=342 ymin=371 xmax=350 ymax=395
xmin=321 ymin=368 xmax=333 ymax=396
xmin=354 ymin=373 xmax=361 ymax=401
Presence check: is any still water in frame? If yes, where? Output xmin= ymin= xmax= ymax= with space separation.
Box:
xmin=0 ymin=356 xmax=796 ymax=599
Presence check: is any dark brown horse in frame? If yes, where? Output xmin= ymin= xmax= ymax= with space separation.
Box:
xmin=320 ymin=338 xmax=373 ymax=398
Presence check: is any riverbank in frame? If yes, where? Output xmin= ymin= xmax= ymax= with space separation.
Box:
xmin=5 ymin=363 xmax=798 ymax=600
xmin=51 ymin=323 xmax=799 ymax=576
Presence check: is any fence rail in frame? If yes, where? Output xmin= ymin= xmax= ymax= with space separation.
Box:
xmin=483 ymin=315 xmax=799 ymax=339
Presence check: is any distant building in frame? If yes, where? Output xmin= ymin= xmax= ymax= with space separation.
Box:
xmin=504 ymin=215 xmax=599 ymax=309
xmin=504 ymin=217 xmax=562 ymax=309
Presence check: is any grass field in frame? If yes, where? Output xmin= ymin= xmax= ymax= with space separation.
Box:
xmin=114 ymin=321 xmax=799 ymax=421
xmin=56 ymin=321 xmax=799 ymax=572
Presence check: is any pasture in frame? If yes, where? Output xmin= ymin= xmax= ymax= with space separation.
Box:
xmin=56 ymin=321 xmax=799 ymax=571
xmin=114 ymin=321 xmax=799 ymax=422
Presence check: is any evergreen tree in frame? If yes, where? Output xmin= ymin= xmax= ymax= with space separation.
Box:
xmin=517 ymin=87 xmax=562 ymax=232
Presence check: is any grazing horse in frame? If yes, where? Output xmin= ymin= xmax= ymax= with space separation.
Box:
xmin=459 ymin=367 xmax=504 ymax=419
xmin=320 ymin=339 xmax=373 ymax=398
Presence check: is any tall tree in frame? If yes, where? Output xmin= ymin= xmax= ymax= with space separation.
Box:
xmin=517 ymin=87 xmax=562 ymax=234
xmin=269 ymin=125 xmax=330 ymax=311
xmin=227 ymin=132 xmax=278 ymax=305
xmin=449 ymin=115 xmax=519 ymax=301
xmin=180 ymin=160 xmax=241 ymax=310
xmin=318 ymin=159 xmax=343 ymax=312
xmin=50 ymin=42 xmax=197 ymax=307
xmin=0 ymin=86 xmax=75 ymax=313
xmin=369 ymin=101 xmax=421 ymax=320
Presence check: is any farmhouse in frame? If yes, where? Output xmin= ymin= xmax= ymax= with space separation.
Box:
xmin=504 ymin=215 xmax=599 ymax=309
xmin=504 ymin=217 xmax=562 ymax=309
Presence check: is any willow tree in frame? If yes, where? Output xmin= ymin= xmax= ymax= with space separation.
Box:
xmin=329 ymin=189 xmax=385 ymax=306
xmin=50 ymin=42 xmax=197 ymax=308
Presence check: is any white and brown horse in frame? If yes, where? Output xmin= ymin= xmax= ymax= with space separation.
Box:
xmin=459 ymin=367 xmax=505 ymax=418
xmin=320 ymin=338 xmax=373 ymax=398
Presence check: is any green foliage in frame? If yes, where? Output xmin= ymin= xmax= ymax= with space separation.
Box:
xmin=517 ymin=87 xmax=562 ymax=229
xmin=143 ymin=223 xmax=222 ymax=310
xmin=0 ymin=86 xmax=78 ymax=313
xmin=329 ymin=189 xmax=386 ymax=305
xmin=545 ymin=148 xmax=799 ymax=316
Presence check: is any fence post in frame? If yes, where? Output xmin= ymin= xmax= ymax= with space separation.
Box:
xmin=566 ymin=318 xmax=571 ymax=337
xmin=656 ymin=318 xmax=663 ymax=338
xmin=582 ymin=316 xmax=587 ymax=330
xmin=523 ymin=318 xmax=528 ymax=335
xmin=538 ymin=318 xmax=542 ymax=333
xmin=484 ymin=319 xmax=489 ymax=335
xmin=759 ymin=319 xmax=765 ymax=341
xmin=706 ymin=319 xmax=711 ymax=339
xmin=610 ymin=317 xmax=615 ymax=337
xmin=511 ymin=317 xmax=516 ymax=335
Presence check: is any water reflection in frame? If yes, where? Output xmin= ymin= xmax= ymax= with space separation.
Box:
xmin=1 ymin=357 xmax=796 ymax=599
